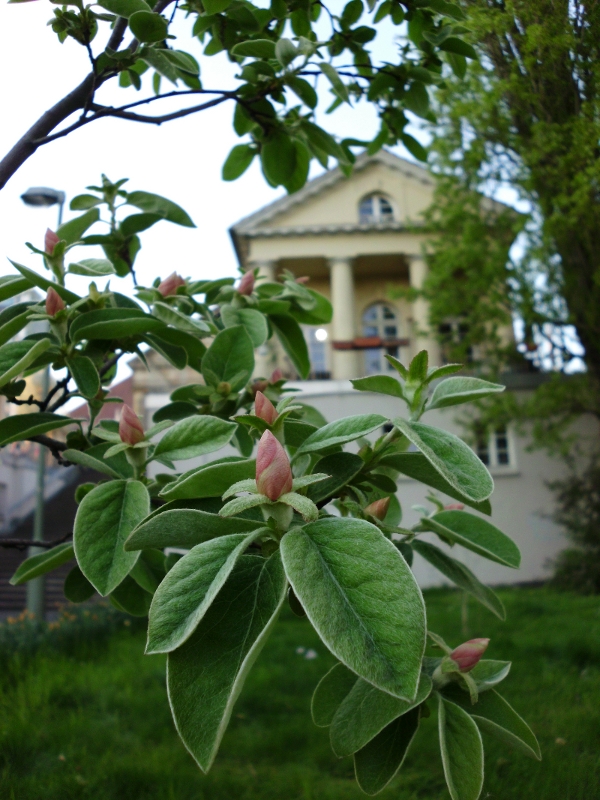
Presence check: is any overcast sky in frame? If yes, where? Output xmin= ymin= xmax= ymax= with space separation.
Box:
xmin=0 ymin=2 xmax=406 ymax=298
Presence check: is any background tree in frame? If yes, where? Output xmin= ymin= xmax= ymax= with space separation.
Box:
xmin=419 ymin=0 xmax=600 ymax=587
xmin=421 ymin=0 xmax=600 ymax=428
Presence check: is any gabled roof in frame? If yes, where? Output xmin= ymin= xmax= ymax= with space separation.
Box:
xmin=229 ymin=149 xmax=434 ymax=262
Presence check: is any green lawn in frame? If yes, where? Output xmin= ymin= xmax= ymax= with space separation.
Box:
xmin=1 ymin=588 xmax=599 ymax=799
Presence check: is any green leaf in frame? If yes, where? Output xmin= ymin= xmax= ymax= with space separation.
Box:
xmin=306 ymin=452 xmax=364 ymax=504
xmin=412 ymin=540 xmax=506 ymax=620
xmin=311 ymin=662 xmax=358 ymax=727
xmin=0 ymin=339 xmax=53 ymax=387
xmin=331 ymin=673 xmax=431 ymax=756
xmin=426 ymin=510 xmax=520 ymax=568
xmin=380 ymin=453 xmax=491 ymax=515
xmin=470 ymin=659 xmax=511 ymax=692
xmin=320 ymin=63 xmax=349 ymax=102
xmin=167 ymin=552 xmax=287 ymax=771
xmin=151 ymin=301 xmax=210 ymax=334
xmin=280 ymin=517 xmax=426 ymax=700
xmin=140 ymin=46 xmax=178 ymax=83
xmin=68 ymin=258 xmax=116 ymax=277
xmin=393 ymin=419 xmax=493 ymax=503
xmin=146 ymin=335 xmax=187 ymax=370
xmin=0 ymin=410 xmax=74 ymax=447
xmin=445 ymin=687 xmax=541 ymax=760
xmin=110 ymin=575 xmax=152 ymax=616
xmin=9 ymin=262 xmax=80 ymax=304
xmin=125 ymin=507 xmax=261 ymax=551
xmin=201 ymin=326 xmax=254 ymax=390
xmin=159 ymin=458 xmax=256 ymax=501
xmin=287 ymin=76 xmax=317 ymax=109
xmin=439 ymin=36 xmax=478 ymax=60
xmin=222 ymin=144 xmax=256 ymax=181
xmin=261 ymin=131 xmax=297 ymax=186
xmin=446 ymin=51 xmax=467 ymax=79
xmin=298 ymin=413 xmax=386 ymax=453
xmin=129 ymin=10 xmax=168 ymax=42
xmin=221 ymin=306 xmax=268 ymax=347
xmin=73 ymin=480 xmax=149 ymax=595
xmin=275 ymin=37 xmax=298 ymax=67
xmin=438 ymin=695 xmax=484 ymax=800
xmin=147 ymin=530 xmax=264 ymax=653
xmin=0 ymin=304 xmax=35 ymax=347
xmin=9 ymin=543 xmax=74 ymax=585
xmin=427 ymin=377 xmax=505 ymax=411
xmin=154 ymin=415 xmax=237 ymax=462
xmin=64 ymin=448 xmax=122 ymax=479
xmin=57 ymin=209 xmax=100 ymax=244
xmin=231 ymin=39 xmax=276 ymax=59
xmin=203 ymin=0 xmax=232 ymax=12
xmin=401 ymin=132 xmax=428 ymax=162
xmin=63 ymin=564 xmax=95 ymax=603
xmin=149 ymin=327 xmax=206 ymax=372
xmin=0 ymin=275 xmax=32 ymax=302
xmin=69 ymin=308 xmax=164 ymax=342
xmin=97 ymin=0 xmax=151 ymax=16
xmin=268 ymin=314 xmax=310 ymax=378
xmin=278 ymin=492 xmax=319 ymax=521
xmin=404 ymin=81 xmax=429 ymax=118
xmin=351 ymin=375 xmax=405 ymax=399
xmin=70 ymin=194 xmax=102 ymax=210
xmin=66 ymin=355 xmax=100 ymax=399
xmin=354 ymin=706 xmax=421 ymax=795
xmin=126 ymin=190 xmax=195 ymax=227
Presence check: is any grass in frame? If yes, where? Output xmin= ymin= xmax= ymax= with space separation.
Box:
xmin=0 ymin=588 xmax=599 ymax=799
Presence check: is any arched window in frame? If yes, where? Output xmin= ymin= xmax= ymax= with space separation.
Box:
xmin=362 ymin=302 xmax=402 ymax=374
xmin=359 ymin=193 xmax=394 ymax=224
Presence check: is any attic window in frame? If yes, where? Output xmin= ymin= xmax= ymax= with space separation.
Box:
xmin=359 ymin=194 xmax=394 ymax=223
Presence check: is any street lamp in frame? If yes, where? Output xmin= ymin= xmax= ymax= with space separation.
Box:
xmin=21 ymin=187 xmax=66 ymax=225
xmin=20 ymin=186 xmax=66 ymax=619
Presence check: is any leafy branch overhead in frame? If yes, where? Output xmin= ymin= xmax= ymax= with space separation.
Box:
xmin=1 ymin=177 xmax=539 ymax=800
xmin=0 ymin=0 xmax=477 ymax=190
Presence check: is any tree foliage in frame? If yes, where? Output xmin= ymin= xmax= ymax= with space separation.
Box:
xmin=421 ymin=0 xmax=600 ymax=435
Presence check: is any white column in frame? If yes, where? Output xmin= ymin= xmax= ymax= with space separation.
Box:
xmin=248 ymin=260 xmax=278 ymax=379
xmin=408 ymin=255 xmax=440 ymax=365
xmin=329 ymin=257 xmax=360 ymax=380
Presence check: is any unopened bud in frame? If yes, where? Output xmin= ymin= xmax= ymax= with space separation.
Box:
xmin=157 ymin=272 xmax=186 ymax=297
xmin=444 ymin=503 xmax=465 ymax=510
xmin=119 ymin=404 xmax=145 ymax=446
xmin=45 ymin=229 xmax=60 ymax=255
xmin=450 ymin=638 xmax=489 ymax=672
xmin=256 ymin=430 xmax=293 ymax=501
xmin=364 ymin=496 xmax=390 ymax=521
xmin=237 ymin=270 xmax=255 ymax=296
xmin=255 ymin=391 xmax=278 ymax=425
xmin=45 ymin=287 xmax=65 ymax=317
xmin=295 ymin=276 xmax=310 ymax=284
xmin=270 ymin=368 xmax=283 ymax=383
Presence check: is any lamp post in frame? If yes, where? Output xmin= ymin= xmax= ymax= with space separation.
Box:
xmin=20 ymin=186 xmax=66 ymax=620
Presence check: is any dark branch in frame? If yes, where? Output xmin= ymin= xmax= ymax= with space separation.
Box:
xmin=99 ymin=351 xmax=122 ymax=377
xmin=41 ymin=374 xmax=70 ymax=412
xmin=7 ymin=395 xmax=44 ymax=409
xmin=0 ymin=532 xmax=73 ymax=551
xmin=28 ymin=435 xmax=72 ymax=466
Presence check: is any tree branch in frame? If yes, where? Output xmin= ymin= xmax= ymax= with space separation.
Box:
xmin=28 ymin=435 xmax=72 ymax=466
xmin=0 ymin=531 xmax=72 ymax=551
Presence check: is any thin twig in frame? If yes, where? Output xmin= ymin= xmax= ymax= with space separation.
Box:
xmin=99 ymin=352 xmax=122 ymax=377
xmin=27 ymin=435 xmax=71 ymax=466
xmin=0 ymin=531 xmax=73 ymax=551
xmin=41 ymin=374 xmax=71 ymax=412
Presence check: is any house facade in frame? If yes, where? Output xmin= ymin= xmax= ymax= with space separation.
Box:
xmin=134 ymin=151 xmax=597 ymax=588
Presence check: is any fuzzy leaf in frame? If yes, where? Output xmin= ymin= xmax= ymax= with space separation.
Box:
xmin=154 ymin=416 xmax=237 ymax=462
xmin=426 ymin=510 xmax=520 ymax=568
xmin=10 ymin=543 xmax=74 ymax=585
xmin=125 ymin=507 xmax=262 ymax=550
xmin=438 ymin=695 xmax=484 ymax=800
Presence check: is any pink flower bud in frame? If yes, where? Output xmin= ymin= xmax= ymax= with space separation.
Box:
xmin=444 ymin=503 xmax=465 ymax=511
xmin=45 ymin=229 xmax=60 ymax=255
xmin=157 ymin=272 xmax=186 ymax=297
xmin=237 ymin=270 xmax=255 ymax=296
xmin=295 ymin=276 xmax=310 ymax=284
xmin=270 ymin=368 xmax=283 ymax=383
xmin=450 ymin=638 xmax=490 ymax=672
xmin=119 ymin=404 xmax=145 ymax=446
xmin=255 ymin=391 xmax=278 ymax=425
xmin=364 ymin=497 xmax=391 ymax=521
xmin=256 ymin=430 xmax=293 ymax=501
xmin=45 ymin=287 xmax=65 ymax=317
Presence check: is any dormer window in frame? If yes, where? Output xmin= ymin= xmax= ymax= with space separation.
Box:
xmin=359 ymin=193 xmax=394 ymax=223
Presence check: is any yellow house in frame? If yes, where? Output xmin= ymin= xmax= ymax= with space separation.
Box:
xmin=229 ymin=148 xmax=511 ymax=381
